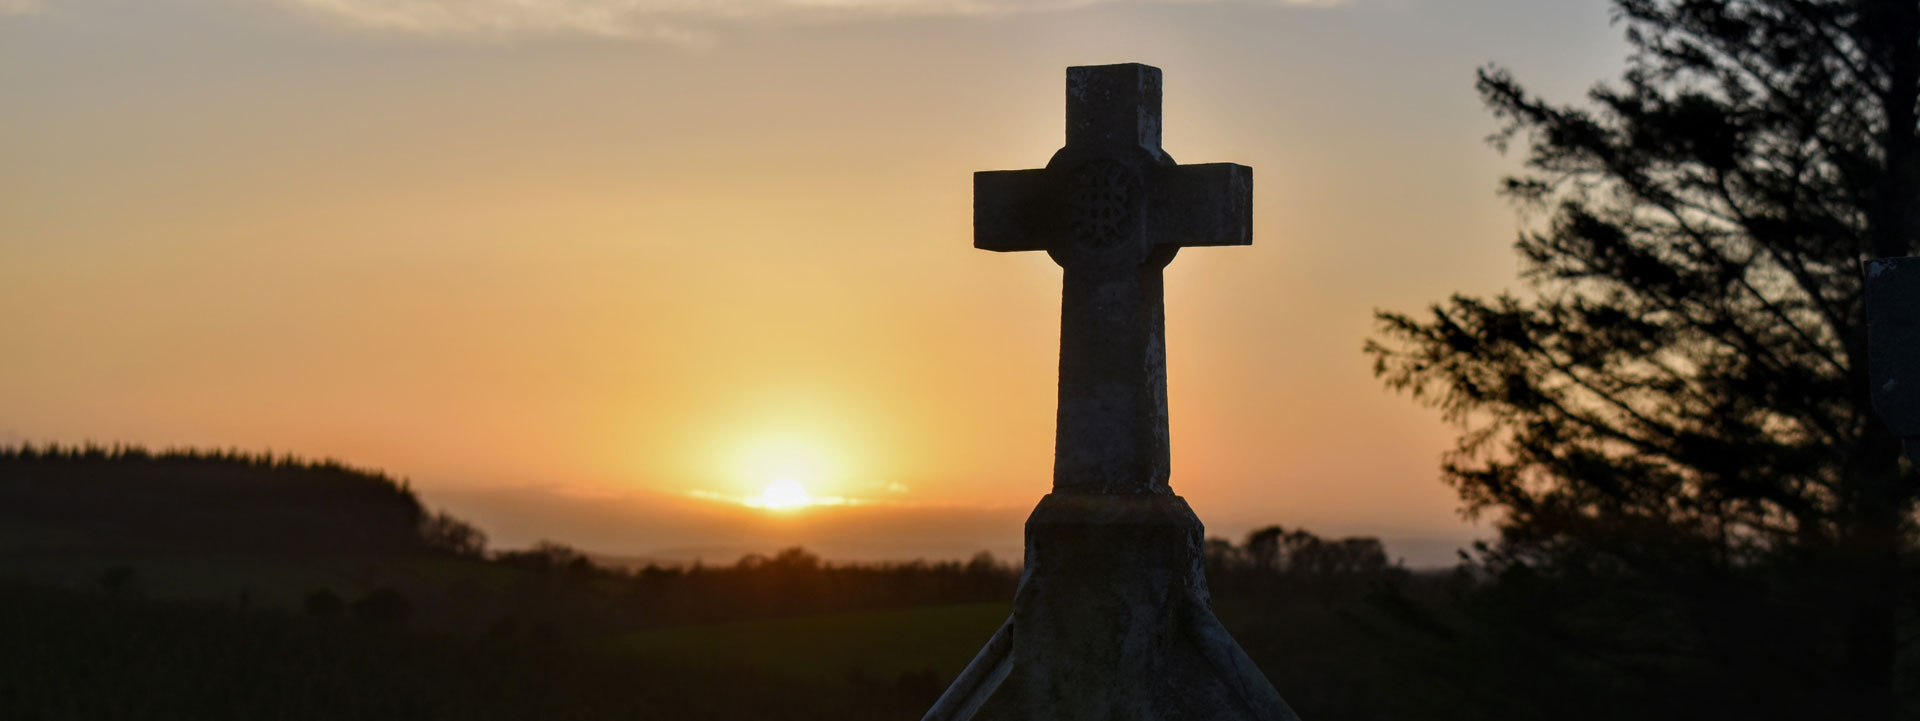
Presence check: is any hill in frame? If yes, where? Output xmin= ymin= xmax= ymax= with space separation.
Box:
xmin=0 ymin=444 xmax=439 ymax=556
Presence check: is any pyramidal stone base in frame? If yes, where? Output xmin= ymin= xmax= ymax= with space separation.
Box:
xmin=923 ymin=493 xmax=1302 ymax=721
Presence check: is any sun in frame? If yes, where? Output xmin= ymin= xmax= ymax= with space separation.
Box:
xmin=749 ymin=478 xmax=813 ymax=510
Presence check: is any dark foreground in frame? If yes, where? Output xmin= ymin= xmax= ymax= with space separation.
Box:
xmin=5 ymin=446 xmax=1913 ymax=720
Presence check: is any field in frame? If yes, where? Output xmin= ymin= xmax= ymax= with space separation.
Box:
xmin=620 ymin=601 xmax=1011 ymax=683
xmin=0 ymin=582 xmax=942 ymax=721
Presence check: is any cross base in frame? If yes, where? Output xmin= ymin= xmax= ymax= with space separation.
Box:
xmin=923 ymin=494 xmax=1301 ymax=721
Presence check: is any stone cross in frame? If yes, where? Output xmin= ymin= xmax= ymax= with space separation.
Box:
xmin=975 ymin=63 xmax=1251 ymax=495
xmin=1868 ymin=257 xmax=1920 ymax=460
xmin=927 ymin=64 xmax=1296 ymax=721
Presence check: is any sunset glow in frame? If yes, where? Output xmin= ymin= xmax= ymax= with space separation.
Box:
xmin=0 ymin=0 xmax=1629 ymax=565
xmin=749 ymin=479 xmax=813 ymax=510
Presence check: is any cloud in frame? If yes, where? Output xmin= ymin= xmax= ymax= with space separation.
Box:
xmin=264 ymin=0 xmax=1344 ymax=44
xmin=273 ymin=0 xmax=722 ymax=45
xmin=0 ymin=0 xmax=42 ymax=16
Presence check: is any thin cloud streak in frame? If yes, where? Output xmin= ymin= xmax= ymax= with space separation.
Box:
xmin=266 ymin=0 xmax=1346 ymax=43
xmin=276 ymin=0 xmax=720 ymax=45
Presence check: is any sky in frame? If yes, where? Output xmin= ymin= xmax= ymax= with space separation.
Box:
xmin=1 ymin=0 xmax=1631 ymax=566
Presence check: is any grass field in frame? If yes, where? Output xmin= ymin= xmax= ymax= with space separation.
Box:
xmin=0 ymin=583 xmax=940 ymax=721
xmin=619 ymin=601 xmax=1012 ymax=683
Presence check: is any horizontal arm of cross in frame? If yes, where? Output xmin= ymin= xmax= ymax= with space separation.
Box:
xmin=1149 ymin=162 xmax=1252 ymax=248
xmin=975 ymin=169 xmax=1059 ymax=253
xmin=974 ymin=162 xmax=1252 ymax=253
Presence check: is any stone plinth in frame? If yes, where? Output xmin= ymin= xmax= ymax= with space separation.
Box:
xmin=923 ymin=493 xmax=1299 ymax=721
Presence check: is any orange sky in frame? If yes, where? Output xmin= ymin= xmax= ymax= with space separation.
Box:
xmin=0 ymin=0 xmax=1630 ymax=566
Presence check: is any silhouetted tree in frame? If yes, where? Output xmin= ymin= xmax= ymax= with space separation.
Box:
xmin=1289 ymin=537 xmax=1389 ymax=578
xmin=421 ymin=511 xmax=487 ymax=558
xmin=496 ymin=541 xmax=594 ymax=578
xmin=769 ymin=546 xmax=823 ymax=573
xmin=1201 ymin=526 xmax=1399 ymax=602
xmin=1246 ymin=526 xmax=1283 ymax=572
xmin=965 ymin=551 xmax=1000 ymax=577
xmin=1203 ymin=537 xmax=1243 ymax=578
xmin=1368 ymin=1 xmax=1920 ymax=716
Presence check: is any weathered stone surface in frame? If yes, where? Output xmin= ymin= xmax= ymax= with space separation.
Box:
xmin=974 ymin=63 xmax=1251 ymax=495
xmin=1868 ymin=257 xmax=1920 ymax=458
xmin=926 ymin=64 xmax=1296 ymax=721
xmin=928 ymin=494 xmax=1297 ymax=721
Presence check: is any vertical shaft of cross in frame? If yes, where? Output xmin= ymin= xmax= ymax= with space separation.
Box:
xmin=973 ymin=63 xmax=1252 ymax=496
xmin=1066 ymin=60 xmax=1162 ymax=157
xmin=1050 ymin=64 xmax=1173 ymax=495
xmin=1053 ymin=250 xmax=1177 ymax=494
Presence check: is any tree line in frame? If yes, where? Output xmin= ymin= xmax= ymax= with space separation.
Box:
xmin=0 ymin=442 xmax=431 ymax=555
xmin=469 ymin=523 xmax=1398 ymax=633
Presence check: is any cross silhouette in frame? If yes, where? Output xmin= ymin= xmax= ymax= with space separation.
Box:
xmin=928 ymin=64 xmax=1296 ymax=721
xmin=974 ymin=63 xmax=1253 ymax=495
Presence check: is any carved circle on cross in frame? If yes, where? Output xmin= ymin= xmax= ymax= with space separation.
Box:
xmin=1068 ymin=159 xmax=1137 ymax=254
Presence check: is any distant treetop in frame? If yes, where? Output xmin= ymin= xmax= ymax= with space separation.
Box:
xmin=0 ymin=442 xmax=475 ymax=557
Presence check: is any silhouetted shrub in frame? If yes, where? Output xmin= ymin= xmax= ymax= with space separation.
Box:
xmin=607 ymin=545 xmax=1020 ymax=625
xmin=495 ymin=541 xmax=592 ymax=577
xmin=1205 ymin=526 xmax=1398 ymax=585
xmin=350 ymin=587 xmax=411 ymax=627
xmin=304 ymin=588 xmax=343 ymax=622
xmin=421 ymin=511 xmax=487 ymax=558
xmin=964 ymin=551 xmax=999 ymax=576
